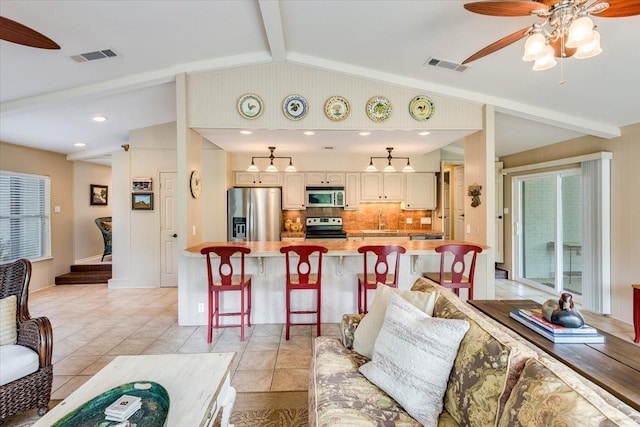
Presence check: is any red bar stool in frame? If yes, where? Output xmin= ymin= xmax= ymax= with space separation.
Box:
xmin=423 ymin=244 xmax=483 ymax=299
xmin=280 ymin=245 xmax=329 ymax=340
xmin=200 ymin=246 xmax=252 ymax=342
xmin=357 ymin=245 xmax=406 ymax=314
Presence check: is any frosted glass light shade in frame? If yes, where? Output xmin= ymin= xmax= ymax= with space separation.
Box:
xmin=574 ymin=30 xmax=602 ymax=59
xmin=402 ymin=160 xmax=415 ymax=173
xmin=383 ymin=163 xmax=396 ymax=173
xmin=566 ymin=16 xmax=594 ymax=48
xmin=522 ymin=33 xmax=547 ymax=61
xmin=265 ymin=163 xmax=278 ymax=172
xmin=532 ymin=45 xmax=557 ymax=71
xmin=365 ymin=160 xmax=377 ymax=172
xmin=285 ymin=160 xmax=297 ymax=172
xmin=246 ymin=162 xmax=260 ymax=172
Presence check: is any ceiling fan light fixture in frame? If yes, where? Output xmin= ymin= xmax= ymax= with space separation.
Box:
xmin=566 ymin=16 xmax=595 ymax=48
xmin=522 ymin=32 xmax=547 ymax=61
xmin=574 ymin=29 xmax=602 ymax=59
xmin=532 ymin=45 xmax=557 ymax=71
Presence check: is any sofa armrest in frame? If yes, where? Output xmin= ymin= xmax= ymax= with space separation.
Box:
xmin=17 ymin=316 xmax=53 ymax=368
xmin=340 ymin=313 xmax=364 ymax=349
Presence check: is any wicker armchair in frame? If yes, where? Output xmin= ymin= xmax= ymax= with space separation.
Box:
xmin=0 ymin=259 xmax=53 ymax=419
xmin=95 ymin=216 xmax=112 ymax=261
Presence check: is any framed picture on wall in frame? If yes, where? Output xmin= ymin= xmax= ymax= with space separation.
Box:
xmin=90 ymin=184 xmax=108 ymax=206
xmin=132 ymin=192 xmax=154 ymax=210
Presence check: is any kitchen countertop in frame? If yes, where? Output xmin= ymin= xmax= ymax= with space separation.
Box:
xmin=345 ymin=229 xmax=445 ymax=238
xmin=185 ymin=239 xmax=478 ymax=257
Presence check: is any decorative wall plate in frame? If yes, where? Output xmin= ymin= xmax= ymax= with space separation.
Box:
xmin=366 ymin=96 xmax=392 ymax=122
xmin=324 ymin=96 xmax=350 ymax=121
xmin=409 ymin=95 xmax=435 ymax=121
xmin=237 ymin=93 xmax=263 ymax=119
xmin=283 ymin=94 xmax=308 ymax=121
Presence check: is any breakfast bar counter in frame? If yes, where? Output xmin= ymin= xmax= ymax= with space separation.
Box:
xmin=178 ymin=240 xmax=491 ymax=326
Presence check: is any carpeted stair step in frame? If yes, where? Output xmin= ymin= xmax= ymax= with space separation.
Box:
xmin=55 ymin=264 xmax=112 ymax=285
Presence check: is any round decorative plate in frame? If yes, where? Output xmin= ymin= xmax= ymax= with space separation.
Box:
xmin=324 ymin=96 xmax=350 ymax=121
xmin=282 ymin=94 xmax=308 ymax=121
xmin=237 ymin=93 xmax=263 ymax=119
xmin=366 ymin=96 xmax=392 ymax=122
xmin=190 ymin=170 xmax=201 ymax=199
xmin=409 ymin=95 xmax=435 ymax=121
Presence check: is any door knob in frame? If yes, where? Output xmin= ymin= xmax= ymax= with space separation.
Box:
xmin=171 ymin=233 xmax=178 ymax=238
xmin=497 ymin=215 xmax=503 ymax=219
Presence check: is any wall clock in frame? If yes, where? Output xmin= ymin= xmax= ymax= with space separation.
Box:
xmin=190 ymin=170 xmax=201 ymax=198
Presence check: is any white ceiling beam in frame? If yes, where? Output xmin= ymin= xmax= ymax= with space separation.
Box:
xmin=258 ymin=0 xmax=287 ymax=62
xmin=287 ymin=52 xmax=621 ymax=140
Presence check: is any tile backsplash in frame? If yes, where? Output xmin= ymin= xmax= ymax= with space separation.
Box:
xmin=282 ymin=203 xmax=434 ymax=232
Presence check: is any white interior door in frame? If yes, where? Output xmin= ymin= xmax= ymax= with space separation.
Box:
xmin=495 ymin=162 xmax=504 ymax=263
xmin=160 ymin=172 xmax=178 ymax=287
xmin=454 ymin=166 xmax=465 ymax=240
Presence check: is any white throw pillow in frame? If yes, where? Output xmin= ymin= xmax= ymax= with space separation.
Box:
xmin=353 ymin=283 xmax=437 ymax=358
xmin=359 ymin=293 xmax=469 ymax=426
xmin=0 ymin=295 xmax=17 ymax=346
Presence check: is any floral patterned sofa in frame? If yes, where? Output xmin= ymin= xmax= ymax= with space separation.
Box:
xmin=309 ymin=277 xmax=640 ymax=426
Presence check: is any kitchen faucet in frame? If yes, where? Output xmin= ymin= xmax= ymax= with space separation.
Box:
xmin=378 ymin=208 xmax=385 ymax=230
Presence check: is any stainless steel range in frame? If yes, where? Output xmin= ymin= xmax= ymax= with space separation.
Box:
xmin=305 ymin=217 xmax=347 ymax=241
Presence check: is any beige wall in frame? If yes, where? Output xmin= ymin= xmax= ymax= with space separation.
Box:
xmin=73 ymin=161 xmax=112 ymax=261
xmin=0 ymin=142 xmax=74 ymax=290
xmin=500 ymin=122 xmax=640 ymax=324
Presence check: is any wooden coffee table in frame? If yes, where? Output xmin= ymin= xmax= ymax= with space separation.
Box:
xmin=33 ymin=353 xmax=236 ymax=427
xmin=469 ymin=299 xmax=640 ymax=411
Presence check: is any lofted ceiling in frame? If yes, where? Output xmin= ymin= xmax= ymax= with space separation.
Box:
xmin=1 ymin=0 xmax=638 ymax=162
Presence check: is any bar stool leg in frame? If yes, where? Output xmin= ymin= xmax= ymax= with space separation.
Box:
xmin=240 ymin=286 xmax=245 ymax=342
xmin=358 ymin=281 xmax=363 ymax=314
xmin=207 ymin=288 xmax=214 ymax=344
xmin=286 ymin=286 xmax=291 ymax=340
xmin=247 ymin=282 xmax=252 ymax=327
xmin=633 ymin=285 xmax=640 ymax=344
xmin=317 ymin=286 xmax=322 ymax=337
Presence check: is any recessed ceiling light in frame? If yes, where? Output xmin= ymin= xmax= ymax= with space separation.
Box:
xmin=240 ymin=130 xmax=252 ymax=135
xmin=74 ymin=142 xmax=86 ymax=147
xmin=359 ymin=131 xmax=371 ymax=136
xmin=303 ymin=131 xmax=315 ymax=136
xmin=93 ymin=116 xmax=107 ymax=122
xmin=418 ymin=131 xmax=431 ymax=136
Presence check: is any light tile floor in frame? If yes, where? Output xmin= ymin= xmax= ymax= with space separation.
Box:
xmin=27 ymin=278 xmax=636 ymax=400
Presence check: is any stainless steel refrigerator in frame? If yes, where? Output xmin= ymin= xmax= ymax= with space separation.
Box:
xmin=227 ymin=187 xmax=282 ymax=242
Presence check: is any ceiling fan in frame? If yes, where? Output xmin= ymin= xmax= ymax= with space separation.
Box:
xmin=0 ymin=16 xmax=60 ymax=49
xmin=462 ymin=0 xmax=640 ymax=70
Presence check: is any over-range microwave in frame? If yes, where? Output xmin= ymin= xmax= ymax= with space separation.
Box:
xmin=305 ymin=187 xmax=345 ymax=208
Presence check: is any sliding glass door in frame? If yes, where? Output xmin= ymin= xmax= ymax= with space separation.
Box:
xmin=514 ymin=169 xmax=582 ymax=297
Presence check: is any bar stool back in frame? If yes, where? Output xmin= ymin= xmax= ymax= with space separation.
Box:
xmin=357 ymin=245 xmax=406 ymax=314
xmin=423 ymin=243 xmax=482 ymax=299
xmin=200 ymin=246 xmax=252 ymax=342
xmin=280 ymin=245 xmax=328 ymax=340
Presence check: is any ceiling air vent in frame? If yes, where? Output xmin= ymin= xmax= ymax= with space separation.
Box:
xmin=424 ymin=57 xmax=469 ymax=73
xmin=69 ymin=49 xmax=120 ymax=63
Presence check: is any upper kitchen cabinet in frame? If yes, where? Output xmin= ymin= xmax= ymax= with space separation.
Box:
xmin=402 ymin=173 xmax=436 ymax=210
xmin=282 ymin=173 xmax=306 ymax=210
xmin=305 ymin=172 xmax=345 ymax=186
xmin=360 ymin=173 xmax=404 ymax=201
xmin=344 ymin=172 xmax=360 ymax=210
xmin=235 ymin=172 xmax=282 ymax=186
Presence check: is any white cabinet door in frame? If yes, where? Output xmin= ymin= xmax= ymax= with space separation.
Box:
xmin=305 ymin=172 xmax=345 ymax=186
xmin=282 ymin=173 xmax=306 ymax=210
xmin=345 ymin=172 xmax=360 ymax=210
xmin=382 ymin=173 xmax=404 ymax=201
xmin=325 ymin=172 xmax=345 ymax=186
xmin=403 ymin=173 xmax=436 ymax=209
xmin=235 ymin=172 xmax=282 ymax=186
xmin=360 ymin=173 xmax=383 ymax=201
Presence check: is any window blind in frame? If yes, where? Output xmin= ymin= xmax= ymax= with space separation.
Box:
xmin=0 ymin=171 xmax=51 ymax=262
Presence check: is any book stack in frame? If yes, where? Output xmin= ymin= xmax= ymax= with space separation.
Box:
xmin=104 ymin=394 xmax=142 ymax=422
xmin=509 ymin=308 xmax=606 ymax=344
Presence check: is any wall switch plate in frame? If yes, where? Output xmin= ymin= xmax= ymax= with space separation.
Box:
xmin=420 ymin=217 xmax=430 ymax=225
xmin=54 ymin=205 xmax=61 ymax=213
xmin=466 ymin=224 xmax=471 ymax=234
xmin=406 ymin=217 xmax=413 ymax=224
xmin=198 ymin=303 xmax=204 ymax=313
xmin=503 ymin=208 xmax=509 ymax=214
xmin=192 ymin=225 xmax=196 ymax=236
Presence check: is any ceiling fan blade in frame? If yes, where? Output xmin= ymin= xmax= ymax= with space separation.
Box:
xmin=0 ymin=16 xmax=60 ymax=49
xmin=463 ymin=27 xmax=531 ymax=64
xmin=592 ymin=0 xmax=640 ymax=17
xmin=464 ymin=1 xmax=548 ymax=17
